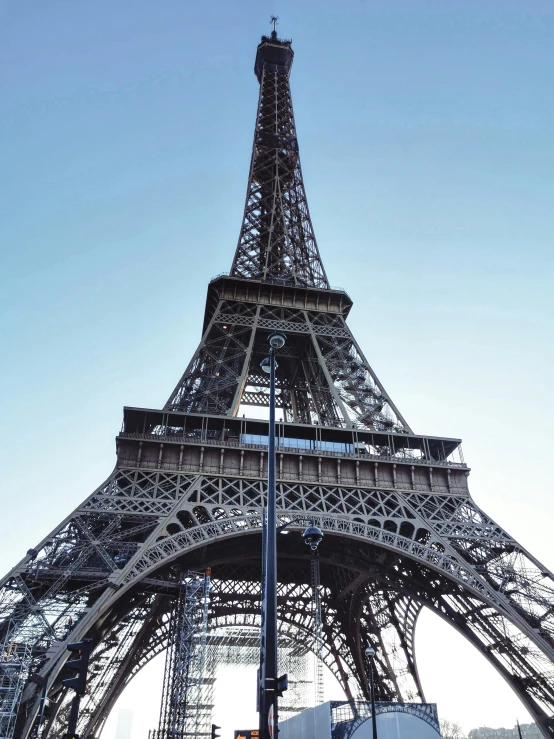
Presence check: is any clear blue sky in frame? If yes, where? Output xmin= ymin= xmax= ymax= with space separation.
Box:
xmin=1 ymin=1 xmax=553 ymax=735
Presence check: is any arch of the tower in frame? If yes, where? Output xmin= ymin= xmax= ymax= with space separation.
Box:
xmin=10 ymin=503 xmax=554 ymax=739
xmin=39 ymin=551 xmax=425 ymax=739
xmin=47 ymin=614 xmax=326 ymax=739
xmin=39 ymin=564 xmax=353 ymax=739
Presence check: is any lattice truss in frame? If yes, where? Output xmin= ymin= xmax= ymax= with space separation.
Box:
xmin=38 ymin=576 xmax=318 ymax=739
xmin=156 ymin=572 xmax=211 ymax=739
xmin=206 ymin=625 xmax=313 ymax=721
xmin=330 ymin=699 xmax=440 ymax=739
xmin=3 ymin=465 xmax=554 ymax=738
xmin=165 ymin=301 xmax=408 ymax=432
xmin=3 ymin=26 xmax=554 ymax=739
xmin=230 ymin=36 xmax=328 ymax=289
xmin=311 ymin=555 xmax=324 ymax=707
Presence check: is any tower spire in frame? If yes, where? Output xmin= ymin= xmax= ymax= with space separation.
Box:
xmin=165 ymin=34 xmax=408 ymax=430
xmin=230 ymin=33 xmax=329 ymax=289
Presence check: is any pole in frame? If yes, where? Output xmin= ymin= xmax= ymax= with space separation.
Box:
xmin=258 ymin=494 xmax=266 ymax=715
xmin=369 ymin=656 xmax=378 ymax=739
xmin=32 ymin=680 xmax=49 ymax=738
xmin=259 ymin=347 xmax=278 ymax=739
xmin=66 ymin=694 xmax=81 ymax=739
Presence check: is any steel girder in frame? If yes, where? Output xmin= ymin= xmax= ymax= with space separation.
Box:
xmin=3 ymin=27 xmax=554 ymax=739
xmin=230 ymin=36 xmax=328 ymax=289
xmin=331 ymin=700 xmax=440 ymax=739
xmin=3 ymin=466 xmax=554 ymax=738
xmin=157 ymin=573 xmax=211 ymax=739
xmin=36 ymin=559 xmax=423 ymax=739
xmin=164 ymin=299 xmax=408 ymax=431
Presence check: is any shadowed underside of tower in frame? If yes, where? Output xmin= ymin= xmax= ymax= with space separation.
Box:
xmin=2 ymin=29 xmax=554 ymax=739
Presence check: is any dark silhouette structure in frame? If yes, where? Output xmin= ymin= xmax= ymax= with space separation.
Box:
xmin=2 ymin=28 xmax=554 ymax=739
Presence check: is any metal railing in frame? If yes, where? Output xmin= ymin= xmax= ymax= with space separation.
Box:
xmin=209 ymin=271 xmax=346 ymax=293
xmin=116 ymin=458 xmax=469 ymax=496
xmin=118 ymin=432 xmax=466 ymax=469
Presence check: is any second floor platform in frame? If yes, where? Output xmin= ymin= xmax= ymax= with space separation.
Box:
xmin=116 ymin=407 xmax=470 ymax=496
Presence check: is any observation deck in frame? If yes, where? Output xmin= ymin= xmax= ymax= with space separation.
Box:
xmin=203 ymin=274 xmax=352 ymax=332
xmin=117 ymin=407 xmax=469 ymax=496
xmin=255 ymin=34 xmax=294 ymax=81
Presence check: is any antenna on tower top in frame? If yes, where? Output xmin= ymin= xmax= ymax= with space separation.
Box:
xmin=270 ymin=15 xmax=278 ymax=39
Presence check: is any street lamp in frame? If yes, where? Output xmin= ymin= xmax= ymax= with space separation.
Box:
xmin=365 ymin=646 xmax=378 ymax=739
xmin=258 ymin=334 xmax=325 ymax=739
xmin=258 ymin=331 xmax=287 ymax=739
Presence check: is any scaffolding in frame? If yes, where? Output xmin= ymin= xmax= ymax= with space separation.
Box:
xmin=151 ymin=570 xmax=212 ymax=739
xmin=0 ymin=627 xmax=34 ymax=739
xmin=206 ymin=625 xmax=313 ymax=720
xmin=0 ymin=594 xmax=50 ymax=739
xmin=310 ymin=555 xmax=324 ymax=706
xmin=148 ymin=571 xmax=320 ymax=739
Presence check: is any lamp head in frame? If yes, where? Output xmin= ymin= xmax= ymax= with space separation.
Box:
xmin=302 ymin=523 xmax=324 ymax=551
xmin=268 ymin=331 xmax=286 ymax=349
xmin=260 ymin=357 xmax=271 ymax=374
xmin=365 ymin=646 xmax=375 ymax=658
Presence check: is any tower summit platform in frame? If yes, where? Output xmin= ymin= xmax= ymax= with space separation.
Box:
xmin=255 ymin=27 xmax=294 ymax=81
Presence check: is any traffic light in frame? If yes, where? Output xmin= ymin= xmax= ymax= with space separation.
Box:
xmin=211 ymin=725 xmax=221 ymax=739
xmin=62 ymin=638 xmax=92 ymax=695
xmin=276 ymin=673 xmax=288 ymax=697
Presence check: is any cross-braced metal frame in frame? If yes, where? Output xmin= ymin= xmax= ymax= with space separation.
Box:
xmin=230 ymin=35 xmax=328 ymax=289
xmin=154 ymin=571 xmax=211 ymax=739
xmin=330 ymin=699 xmax=441 ymax=739
xmin=1 ymin=28 xmax=554 ymax=739
xmin=311 ymin=555 xmax=324 ymax=707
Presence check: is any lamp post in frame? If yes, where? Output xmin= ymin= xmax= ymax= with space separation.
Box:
xmin=259 ymin=331 xmax=286 ymax=739
xmin=365 ymin=646 xmax=378 ymax=739
xmin=258 ymin=333 xmax=325 ymax=739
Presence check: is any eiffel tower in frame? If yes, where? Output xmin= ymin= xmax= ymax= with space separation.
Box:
xmin=2 ymin=25 xmax=554 ymax=739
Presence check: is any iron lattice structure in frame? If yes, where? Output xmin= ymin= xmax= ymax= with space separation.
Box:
xmin=204 ymin=624 xmax=313 ymax=721
xmin=1 ymin=28 xmax=554 ymax=739
xmin=330 ymin=700 xmax=440 ymax=739
xmin=155 ymin=572 xmax=211 ymax=739
xmin=148 ymin=573 xmax=314 ymax=739
xmin=311 ymin=555 xmax=324 ymax=707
